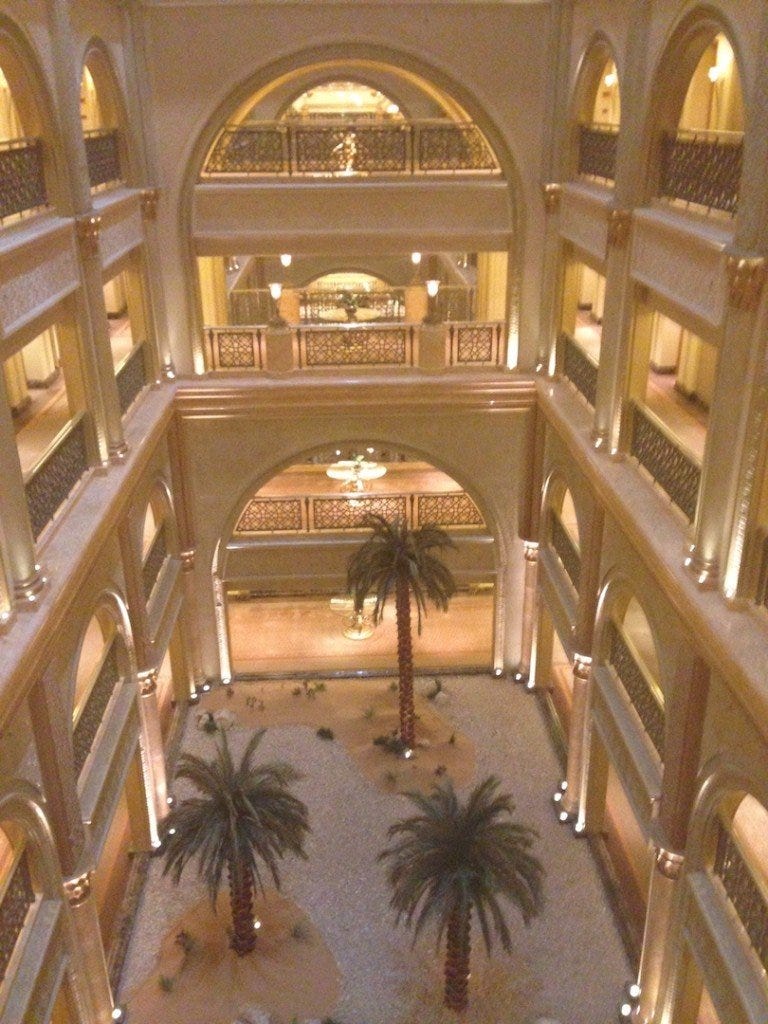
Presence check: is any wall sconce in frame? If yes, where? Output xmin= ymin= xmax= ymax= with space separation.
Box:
xmin=424 ymin=279 xmax=442 ymax=324
xmin=603 ymin=71 xmax=618 ymax=89
xmin=707 ymin=65 xmax=721 ymax=83
xmin=411 ymin=252 xmax=422 ymax=265
xmin=426 ymin=279 xmax=440 ymax=298
xmin=268 ymin=281 xmax=286 ymax=327
xmin=280 ymin=253 xmax=292 ymax=267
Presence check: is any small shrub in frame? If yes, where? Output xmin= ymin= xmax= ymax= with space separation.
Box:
xmin=317 ymin=726 xmax=335 ymax=741
xmin=383 ymin=769 xmax=399 ymax=787
xmin=292 ymin=686 xmax=302 ymax=697
xmin=175 ymin=929 xmax=196 ymax=955
xmin=201 ymin=712 xmax=218 ymax=734
xmin=158 ymin=975 xmax=174 ymax=993
xmin=314 ymin=681 xmax=327 ymax=693
xmin=434 ymin=763 xmax=447 ymax=777
xmin=373 ymin=732 xmax=408 ymax=756
xmin=389 ymin=680 xmax=398 ymax=693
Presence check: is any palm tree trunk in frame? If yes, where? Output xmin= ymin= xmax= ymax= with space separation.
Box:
xmin=395 ymin=574 xmax=416 ymax=749
xmin=444 ymin=903 xmax=471 ymax=1011
xmin=227 ymin=855 xmax=256 ymax=956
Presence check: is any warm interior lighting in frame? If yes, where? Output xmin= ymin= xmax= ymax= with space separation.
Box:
xmin=326 ymin=457 xmax=387 ymax=492
xmin=707 ymin=65 xmax=721 ymax=83
xmin=604 ymin=71 xmax=618 ymax=88
xmin=411 ymin=251 xmax=422 ymax=265
xmin=280 ymin=253 xmax=292 ymax=267
xmin=268 ymin=282 xmax=282 ymax=300
xmin=426 ymin=279 xmax=440 ymax=298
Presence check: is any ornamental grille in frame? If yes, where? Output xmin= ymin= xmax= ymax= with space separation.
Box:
xmin=25 ymin=415 xmax=89 ymax=540
xmin=0 ymin=139 xmax=47 ymax=219
xmin=606 ymin=620 xmax=665 ymax=759
xmin=205 ymin=126 xmax=288 ymax=174
xmin=562 ymin=333 xmax=598 ymax=407
xmin=0 ymin=851 xmax=35 ymax=986
xmin=116 ymin=344 xmax=147 ymax=415
xmin=236 ymin=498 xmax=305 ymax=534
xmin=73 ymin=640 xmax=120 ymax=776
xmin=577 ymin=124 xmax=618 ymax=182
xmin=207 ymin=328 xmax=265 ymax=369
xmin=417 ymin=123 xmax=496 ymax=171
xmin=416 ymin=493 xmax=484 ymax=528
xmin=142 ymin=525 xmax=168 ymax=601
xmin=550 ymin=513 xmax=581 ymax=591
xmin=300 ymin=290 xmax=405 ymax=323
xmin=294 ymin=124 xmax=409 ymax=173
xmin=448 ymin=323 xmax=502 ymax=365
xmin=84 ymin=129 xmax=122 ymax=188
xmin=628 ymin=402 xmax=701 ymax=523
xmin=758 ymin=531 xmax=768 ymax=611
xmin=713 ymin=821 xmax=768 ymax=974
xmin=298 ymin=326 xmax=414 ymax=367
xmin=659 ymin=131 xmax=742 ymax=215
xmin=311 ymin=495 xmax=408 ymax=531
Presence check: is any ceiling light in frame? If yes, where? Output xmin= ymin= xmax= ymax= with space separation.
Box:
xmin=604 ymin=71 xmax=618 ymax=88
xmin=707 ymin=65 xmax=721 ymax=83
xmin=280 ymin=253 xmax=292 ymax=267
xmin=426 ymin=279 xmax=440 ymax=298
xmin=268 ymin=282 xmax=282 ymax=300
xmin=411 ymin=251 xmax=422 ymax=265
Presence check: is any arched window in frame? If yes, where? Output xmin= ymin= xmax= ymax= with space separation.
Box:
xmin=81 ymin=46 xmax=126 ymax=191
xmin=547 ymin=483 xmax=581 ymax=594
xmin=573 ymin=42 xmax=621 ymax=184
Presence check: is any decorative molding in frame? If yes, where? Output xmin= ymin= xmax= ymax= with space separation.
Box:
xmin=63 ymin=869 xmax=93 ymax=907
xmin=75 ymin=214 xmax=102 ymax=256
xmin=140 ymin=188 xmax=160 ymax=220
xmin=726 ymin=255 xmax=766 ymax=313
xmin=542 ymin=182 xmax=562 ymax=213
xmin=572 ymin=652 xmax=592 ymax=681
xmin=180 ymin=549 xmax=195 ymax=571
xmin=655 ymin=846 xmax=684 ymax=880
xmin=606 ymin=208 xmax=631 ymax=249
xmin=138 ymin=668 xmax=158 ymax=697
xmin=523 ymin=540 xmax=539 ymax=562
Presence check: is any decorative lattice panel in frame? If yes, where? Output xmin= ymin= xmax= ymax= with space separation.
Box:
xmin=416 ymin=492 xmax=484 ymax=528
xmin=208 ymin=329 xmax=263 ymax=370
xmin=550 ymin=513 xmax=581 ymax=591
xmin=311 ymin=495 xmax=408 ymax=531
xmin=562 ymin=333 xmax=598 ymax=408
xmin=205 ymin=127 xmax=287 ymax=174
xmin=660 ymin=132 xmax=742 ymax=215
xmin=294 ymin=124 xmax=409 ymax=173
xmin=73 ymin=640 xmax=120 ymax=776
xmin=0 ymin=852 xmax=35 ymax=986
xmin=116 ymin=344 xmax=147 ymax=415
xmin=578 ymin=125 xmax=618 ymax=182
xmin=417 ymin=124 xmax=497 ymax=171
xmin=713 ymin=823 xmax=768 ymax=974
xmin=142 ymin=525 xmax=168 ymax=601
xmin=84 ymin=130 xmax=122 ymax=188
xmin=300 ymin=327 xmax=411 ymax=367
xmin=0 ymin=139 xmax=47 ymax=219
xmin=450 ymin=323 xmax=501 ymax=365
xmin=236 ymin=498 xmax=305 ymax=534
xmin=25 ymin=416 xmax=89 ymax=540
xmin=606 ymin=621 xmax=665 ymax=759
xmin=629 ymin=402 xmax=701 ymax=522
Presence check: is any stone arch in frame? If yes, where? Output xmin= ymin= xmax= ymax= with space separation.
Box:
xmin=571 ymin=30 xmax=622 ymax=125
xmin=137 ymin=477 xmax=179 ymax=560
xmin=80 ymin=36 xmax=133 ymax=185
xmin=686 ymin=757 xmax=768 ymax=872
xmin=541 ymin=465 xmax=587 ymax=554
xmin=0 ymin=779 xmax=64 ymax=901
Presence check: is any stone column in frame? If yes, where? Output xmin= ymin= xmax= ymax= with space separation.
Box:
xmin=559 ymin=653 xmax=592 ymax=819
xmin=513 ymin=541 xmax=539 ymax=684
xmin=631 ymin=846 xmax=685 ymax=1024
xmin=63 ymin=869 xmax=119 ymax=1024
xmin=3 ymin=353 xmax=30 ymax=412
xmin=178 ymin=549 xmax=203 ymax=699
xmin=539 ymin=184 xmax=564 ymax=372
xmin=137 ymin=668 xmax=168 ymax=845
xmin=0 ymin=372 xmax=45 ymax=600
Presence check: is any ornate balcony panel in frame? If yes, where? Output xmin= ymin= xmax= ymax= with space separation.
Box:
xmin=0 ymin=851 xmax=35 ymax=986
xmin=236 ymin=497 xmax=305 ymax=534
xmin=0 ymin=138 xmax=47 ymax=220
xmin=447 ymin=322 xmax=502 ymax=366
xmin=606 ymin=621 xmax=665 ymax=760
xmin=24 ymin=415 xmax=89 ymax=541
xmin=207 ymin=327 xmax=265 ymax=370
xmin=628 ymin=402 xmax=701 ymax=523
xmin=73 ymin=640 xmax=120 ymax=776
xmin=659 ymin=131 xmax=742 ymax=215
xmin=205 ymin=126 xmax=288 ymax=174
xmin=116 ymin=343 xmax=147 ymax=415
xmin=297 ymin=325 xmax=415 ymax=368
xmin=415 ymin=492 xmax=484 ymax=528
xmin=142 ymin=525 xmax=168 ymax=602
xmin=550 ymin=513 xmax=581 ymax=591
xmin=294 ymin=124 xmax=409 ymax=174
xmin=84 ymin=129 xmax=122 ymax=189
xmin=562 ymin=332 xmax=598 ymax=407
xmin=713 ymin=822 xmax=768 ymax=974
xmin=310 ymin=494 xmax=408 ymax=531
xmin=577 ymin=124 xmax=618 ymax=183
xmin=417 ymin=123 xmax=496 ymax=172
xmin=300 ymin=289 xmax=405 ymax=323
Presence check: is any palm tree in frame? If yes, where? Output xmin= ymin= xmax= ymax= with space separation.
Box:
xmin=160 ymin=729 xmax=310 ymax=956
xmin=347 ymin=514 xmax=456 ymax=749
xmin=379 ymin=775 xmax=544 ymax=1012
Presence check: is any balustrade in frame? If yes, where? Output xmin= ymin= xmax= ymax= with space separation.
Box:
xmin=235 ymin=490 xmax=485 ymax=535
xmin=229 ymin=290 xmax=271 ymax=325
xmin=447 ymin=322 xmax=503 ymax=366
xmin=299 ymin=290 xmax=405 ymax=323
xmin=605 ymin=620 xmax=665 ymax=759
xmin=84 ymin=129 xmax=122 ymax=189
xmin=0 ymin=138 xmax=47 ymax=220
xmin=142 ymin=525 xmax=168 ymax=602
xmin=206 ymin=327 xmax=266 ymax=370
xmin=627 ymin=401 xmax=701 ymax=523
xmin=297 ymin=324 xmax=416 ymax=368
xmin=659 ymin=130 xmax=742 ymax=215
xmin=561 ymin=332 xmax=598 ymax=408
xmin=0 ymin=851 xmax=35 ymax=986
xmin=550 ymin=513 xmax=581 ymax=591
xmin=713 ymin=822 xmax=768 ymax=974
xmin=577 ymin=124 xmax=618 ymax=183
xmin=73 ymin=640 xmax=120 ymax=775
xmin=203 ymin=119 xmax=498 ymax=177
xmin=24 ymin=414 xmax=89 ymax=541
xmin=116 ymin=343 xmax=147 ymax=415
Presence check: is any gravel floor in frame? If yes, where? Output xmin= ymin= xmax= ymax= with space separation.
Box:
xmin=121 ymin=675 xmax=630 ymax=1024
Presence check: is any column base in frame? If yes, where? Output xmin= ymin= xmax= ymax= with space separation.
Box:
xmin=13 ymin=565 xmax=46 ymax=603
xmin=511 ymin=664 xmax=529 ymax=685
xmin=108 ymin=440 xmax=130 ymax=462
xmin=683 ymin=547 xmax=718 ymax=589
xmin=619 ymin=980 xmax=642 ymax=1020
xmin=552 ymin=780 xmax=574 ymax=823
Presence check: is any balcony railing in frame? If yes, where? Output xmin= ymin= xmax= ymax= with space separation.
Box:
xmin=0 ymin=137 xmax=47 ymax=220
xmin=142 ymin=525 xmax=168 ymax=602
xmin=562 ymin=332 xmax=598 ymax=407
xmin=713 ymin=821 xmax=768 ymax=975
xmin=206 ymin=327 xmax=267 ymax=370
xmin=550 ymin=513 xmax=581 ymax=591
xmin=606 ymin=620 xmax=665 ymax=759
xmin=577 ymin=123 xmax=618 ymax=183
xmin=436 ymin=286 xmax=475 ymax=323
xmin=627 ymin=401 xmax=701 ymax=523
xmin=24 ymin=414 xmax=89 ymax=541
xmin=73 ymin=640 xmax=120 ymax=776
xmin=297 ymin=324 xmax=417 ymax=368
xmin=0 ymin=851 xmax=35 ymax=986
xmin=84 ymin=129 xmax=122 ymax=190
xmin=235 ymin=490 xmax=485 ymax=535
xmin=300 ymin=289 xmax=405 ymax=323
xmin=116 ymin=343 xmax=148 ymax=415
xmin=202 ymin=119 xmax=499 ymax=177
xmin=447 ymin=322 xmax=504 ymax=366
xmin=659 ymin=129 xmax=742 ymax=216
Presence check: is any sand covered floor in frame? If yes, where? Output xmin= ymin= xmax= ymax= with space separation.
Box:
xmin=122 ymin=675 xmax=630 ymax=1024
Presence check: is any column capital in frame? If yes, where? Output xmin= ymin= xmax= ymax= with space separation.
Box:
xmin=606 ymin=208 xmax=632 ymax=249
xmin=13 ymin=564 xmax=47 ymax=603
xmin=726 ymin=254 xmax=766 ymax=312
xmin=180 ymin=548 xmax=195 ymax=571
xmin=654 ymin=845 xmax=685 ymax=879
xmin=542 ymin=182 xmax=562 ymax=213
xmin=75 ymin=214 xmax=102 ymax=256
xmin=572 ymin=652 xmax=592 ymax=680
xmin=140 ymin=187 xmax=160 ymax=220
xmin=63 ymin=868 xmax=93 ymax=907
xmin=523 ymin=540 xmax=539 ymax=562
xmin=138 ymin=667 xmax=159 ymax=696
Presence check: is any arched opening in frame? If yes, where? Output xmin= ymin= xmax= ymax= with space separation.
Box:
xmin=219 ymin=443 xmax=495 ymax=676
xmin=80 ymin=46 xmax=126 ymax=191
xmin=280 ymin=80 xmax=406 ymax=121
xmin=573 ymin=40 xmax=621 ymax=184
xmin=546 ymin=481 xmax=581 ymax=596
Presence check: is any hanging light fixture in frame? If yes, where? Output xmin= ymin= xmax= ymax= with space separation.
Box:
xmin=280 ymin=253 xmax=293 ymax=267
xmin=268 ymin=282 xmax=286 ymax=327
xmin=411 ymin=251 xmax=422 ymax=265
